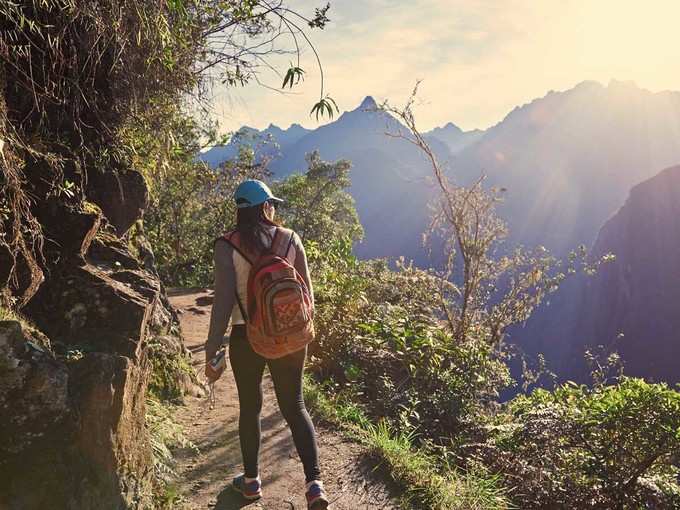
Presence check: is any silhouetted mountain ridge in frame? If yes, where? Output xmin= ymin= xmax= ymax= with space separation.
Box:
xmin=202 ymin=82 xmax=680 ymax=269
xmin=571 ymin=165 xmax=680 ymax=382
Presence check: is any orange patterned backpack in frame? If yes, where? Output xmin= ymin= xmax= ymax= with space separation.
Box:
xmin=224 ymin=227 xmax=315 ymax=359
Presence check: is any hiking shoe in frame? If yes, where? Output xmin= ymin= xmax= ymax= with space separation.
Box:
xmin=305 ymin=480 xmax=329 ymax=509
xmin=232 ymin=474 xmax=262 ymax=500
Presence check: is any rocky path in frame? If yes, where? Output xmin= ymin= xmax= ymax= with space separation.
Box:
xmin=168 ymin=288 xmax=401 ymax=510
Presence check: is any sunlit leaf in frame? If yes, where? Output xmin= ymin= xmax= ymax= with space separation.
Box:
xmin=310 ymin=95 xmax=339 ymax=121
xmin=282 ymin=65 xmax=305 ymax=89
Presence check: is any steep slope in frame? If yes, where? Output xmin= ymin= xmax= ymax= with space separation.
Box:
xmin=454 ymin=80 xmax=680 ymax=256
xmin=512 ymin=165 xmax=680 ymax=386
xmin=569 ymin=165 xmax=680 ymax=382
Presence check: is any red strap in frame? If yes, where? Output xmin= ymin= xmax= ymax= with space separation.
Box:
xmin=271 ymin=228 xmax=294 ymax=258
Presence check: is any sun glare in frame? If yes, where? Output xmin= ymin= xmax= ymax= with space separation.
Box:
xmin=572 ymin=1 xmax=680 ymax=85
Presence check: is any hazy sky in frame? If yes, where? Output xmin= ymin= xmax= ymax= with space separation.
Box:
xmin=210 ymin=0 xmax=680 ymax=132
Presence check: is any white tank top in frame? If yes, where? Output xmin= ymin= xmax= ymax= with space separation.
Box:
xmin=231 ymin=226 xmax=296 ymax=325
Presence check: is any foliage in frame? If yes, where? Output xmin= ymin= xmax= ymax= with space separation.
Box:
xmin=0 ymin=0 xmax=202 ymax=303
xmin=308 ymin=250 xmax=512 ymax=440
xmin=310 ymin=95 xmax=340 ymax=120
xmin=140 ymin=106 xmax=267 ymax=286
xmin=0 ymin=0 xmax=336 ymax=306
xmin=473 ymin=378 xmax=680 ymax=509
xmin=273 ymin=151 xmax=363 ymax=246
xmin=143 ymin=125 xmax=360 ymax=286
xmin=145 ymin=398 xmax=197 ymax=482
xmin=304 ymin=236 xmax=368 ymax=365
xmin=304 ymin=376 xmax=511 ymax=510
xmin=379 ymin=84 xmax=612 ymax=348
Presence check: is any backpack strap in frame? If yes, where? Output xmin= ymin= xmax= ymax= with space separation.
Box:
xmin=285 ymin=230 xmax=295 ymax=258
xmin=271 ymin=227 xmax=294 ymax=259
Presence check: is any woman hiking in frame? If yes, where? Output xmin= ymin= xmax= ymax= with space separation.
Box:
xmin=204 ymin=179 xmax=329 ymax=509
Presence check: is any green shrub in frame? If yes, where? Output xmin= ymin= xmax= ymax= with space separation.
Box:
xmin=308 ymin=251 xmax=511 ymax=440
xmin=273 ymin=151 xmax=363 ymax=248
xmin=475 ymin=378 xmax=680 ymax=509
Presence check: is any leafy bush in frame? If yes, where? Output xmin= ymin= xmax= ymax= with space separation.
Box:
xmin=273 ymin=151 xmax=363 ymax=247
xmin=472 ymin=378 xmax=680 ymax=509
xmin=308 ymin=247 xmax=511 ymax=441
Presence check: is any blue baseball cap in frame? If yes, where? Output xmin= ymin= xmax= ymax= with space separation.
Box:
xmin=234 ymin=179 xmax=283 ymax=209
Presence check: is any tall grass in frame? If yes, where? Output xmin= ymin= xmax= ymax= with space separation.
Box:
xmin=304 ymin=376 xmax=511 ymax=510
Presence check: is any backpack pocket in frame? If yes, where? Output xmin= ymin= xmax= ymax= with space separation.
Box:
xmin=263 ymin=279 xmax=311 ymax=337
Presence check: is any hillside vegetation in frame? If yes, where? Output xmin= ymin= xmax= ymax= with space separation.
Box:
xmin=0 ymin=1 xmax=333 ymax=507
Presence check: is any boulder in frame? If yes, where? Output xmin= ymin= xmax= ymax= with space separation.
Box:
xmin=23 ymin=263 xmax=153 ymax=358
xmin=0 ymin=321 xmax=153 ymax=509
xmin=0 ymin=320 xmax=68 ymax=457
xmin=86 ymin=169 xmax=148 ymax=237
xmin=35 ymin=199 xmax=102 ymax=261
xmin=67 ymin=352 xmax=154 ymax=508
xmin=3 ymin=207 xmax=197 ymax=508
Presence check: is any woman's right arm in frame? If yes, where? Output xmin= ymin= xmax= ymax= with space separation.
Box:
xmin=205 ymin=239 xmax=235 ymax=363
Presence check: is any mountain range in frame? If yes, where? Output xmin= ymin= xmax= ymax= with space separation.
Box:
xmin=201 ymin=95 xmax=480 ymax=262
xmin=203 ymin=80 xmax=680 ymax=260
xmin=201 ymin=81 xmax=680 ymax=384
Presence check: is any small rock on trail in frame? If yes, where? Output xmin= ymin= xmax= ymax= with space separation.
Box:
xmin=168 ymin=288 xmax=402 ymax=509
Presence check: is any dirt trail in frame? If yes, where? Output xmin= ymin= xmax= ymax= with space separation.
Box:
xmin=168 ymin=288 xmax=401 ymax=510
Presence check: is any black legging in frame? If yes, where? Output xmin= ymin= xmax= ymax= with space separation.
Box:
xmin=228 ymin=325 xmax=320 ymax=483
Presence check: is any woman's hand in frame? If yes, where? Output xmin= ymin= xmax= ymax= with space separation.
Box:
xmin=205 ymin=349 xmax=226 ymax=383
xmin=205 ymin=362 xmax=219 ymax=383
xmin=205 ymin=351 xmax=219 ymax=382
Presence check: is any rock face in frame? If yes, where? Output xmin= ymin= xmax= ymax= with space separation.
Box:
xmin=0 ymin=203 xmax=196 ymax=508
xmin=0 ymin=227 xmax=198 ymax=508
xmin=567 ymin=165 xmax=680 ymax=382
xmin=0 ymin=320 xmax=153 ymax=509
xmin=516 ymin=165 xmax=680 ymax=385
xmin=0 ymin=5 xmax=198 ymax=508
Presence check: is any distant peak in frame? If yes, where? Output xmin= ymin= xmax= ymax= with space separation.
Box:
xmin=441 ymin=122 xmax=463 ymax=133
xmin=358 ymin=96 xmax=378 ymax=110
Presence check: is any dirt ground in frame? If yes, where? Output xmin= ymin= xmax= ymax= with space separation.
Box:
xmin=168 ymin=288 xmax=402 ymax=510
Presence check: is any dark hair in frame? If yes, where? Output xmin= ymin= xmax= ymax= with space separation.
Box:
xmin=236 ymin=202 xmax=280 ymax=254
